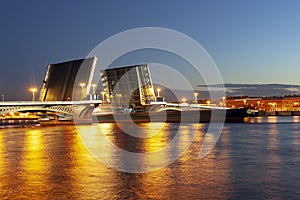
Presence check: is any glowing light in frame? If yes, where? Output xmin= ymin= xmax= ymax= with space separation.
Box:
xmin=267 ymin=116 xmax=278 ymax=123
xmin=91 ymin=83 xmax=97 ymax=94
xmin=293 ymin=116 xmax=300 ymax=123
xmin=22 ymin=129 xmax=47 ymax=187
xmin=194 ymin=92 xmax=198 ymax=103
xmin=101 ymin=91 xmax=106 ymax=102
xmin=79 ymin=83 xmax=86 ymax=99
xmin=29 ymin=87 xmax=38 ymax=101
xmin=156 ymin=87 xmax=161 ymax=97
xmin=222 ymin=96 xmax=226 ymax=107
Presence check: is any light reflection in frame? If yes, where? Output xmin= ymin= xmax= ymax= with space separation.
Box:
xmin=70 ymin=125 xmax=116 ymax=199
xmin=293 ymin=116 xmax=300 ymax=123
xmin=143 ymin=123 xmax=167 ymax=152
xmin=244 ymin=117 xmax=263 ymax=123
xmin=267 ymin=116 xmax=278 ymax=123
xmin=23 ymin=130 xmax=45 ymax=171
xmin=79 ymin=123 xmax=116 ymax=162
xmin=266 ymin=124 xmax=281 ymax=197
xmin=256 ymin=117 xmax=263 ymax=123
xmin=74 ymin=124 xmax=123 ymax=199
xmin=22 ymin=129 xmax=48 ymax=190
xmin=142 ymin=123 xmax=169 ymax=169
xmin=138 ymin=123 xmax=231 ymax=199
xmin=0 ymin=131 xmax=4 ymax=182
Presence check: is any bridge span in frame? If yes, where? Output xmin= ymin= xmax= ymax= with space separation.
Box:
xmin=0 ymin=100 xmax=102 ymax=118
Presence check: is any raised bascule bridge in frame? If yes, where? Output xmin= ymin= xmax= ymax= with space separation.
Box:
xmin=0 ymin=57 xmax=101 ymax=123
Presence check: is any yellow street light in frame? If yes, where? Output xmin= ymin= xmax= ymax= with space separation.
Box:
xmin=101 ymin=91 xmax=106 ymax=103
xmin=156 ymin=87 xmax=161 ymax=97
xmin=182 ymin=98 xmax=186 ymax=103
xmin=29 ymin=87 xmax=37 ymax=101
xmin=222 ymin=96 xmax=226 ymax=107
xmin=91 ymin=83 xmax=97 ymax=94
xmin=194 ymin=92 xmax=198 ymax=104
xmin=206 ymin=100 xmax=211 ymax=105
xmin=79 ymin=82 xmax=86 ymax=99
xmin=116 ymin=93 xmax=122 ymax=105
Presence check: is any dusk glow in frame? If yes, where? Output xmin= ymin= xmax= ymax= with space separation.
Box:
xmin=1 ymin=1 xmax=300 ymax=100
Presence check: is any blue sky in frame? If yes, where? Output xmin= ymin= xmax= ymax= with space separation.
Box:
xmin=1 ymin=0 xmax=300 ymax=100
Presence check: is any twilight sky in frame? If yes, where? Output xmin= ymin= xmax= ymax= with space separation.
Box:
xmin=1 ymin=0 xmax=300 ymax=100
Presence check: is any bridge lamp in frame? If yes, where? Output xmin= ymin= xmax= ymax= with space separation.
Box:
xmin=101 ymin=91 xmax=106 ymax=103
xmin=29 ymin=87 xmax=37 ymax=101
xmin=91 ymin=83 xmax=97 ymax=94
xmin=156 ymin=87 xmax=161 ymax=97
xmin=194 ymin=92 xmax=198 ymax=104
xmin=181 ymin=98 xmax=186 ymax=103
xmin=79 ymin=83 xmax=86 ymax=99
xmin=223 ymin=96 xmax=226 ymax=107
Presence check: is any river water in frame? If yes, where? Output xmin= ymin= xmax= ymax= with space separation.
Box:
xmin=0 ymin=117 xmax=300 ymax=199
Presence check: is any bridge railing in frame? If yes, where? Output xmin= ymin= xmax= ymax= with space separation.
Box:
xmin=0 ymin=100 xmax=102 ymax=106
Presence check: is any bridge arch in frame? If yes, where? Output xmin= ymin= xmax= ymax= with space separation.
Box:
xmin=0 ymin=106 xmax=73 ymax=116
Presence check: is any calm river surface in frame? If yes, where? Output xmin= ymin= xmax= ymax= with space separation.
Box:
xmin=0 ymin=117 xmax=300 ymax=199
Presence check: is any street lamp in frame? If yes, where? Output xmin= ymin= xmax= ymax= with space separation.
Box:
xmin=1 ymin=94 xmax=4 ymax=103
xmin=79 ymin=82 xmax=86 ymax=99
xmin=116 ymin=93 xmax=122 ymax=105
xmin=194 ymin=92 xmax=198 ymax=104
xmin=222 ymin=96 xmax=226 ymax=107
xmin=29 ymin=87 xmax=37 ymax=101
xmin=91 ymin=83 xmax=97 ymax=94
xmin=156 ymin=87 xmax=161 ymax=97
xmin=181 ymin=98 xmax=186 ymax=103
xmin=101 ymin=91 xmax=106 ymax=103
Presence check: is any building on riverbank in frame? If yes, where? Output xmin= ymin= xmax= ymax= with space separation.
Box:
xmin=217 ymin=95 xmax=300 ymax=112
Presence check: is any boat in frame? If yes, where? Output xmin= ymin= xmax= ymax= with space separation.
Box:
xmin=92 ymin=103 xmax=248 ymax=123
xmin=246 ymin=109 xmax=266 ymax=117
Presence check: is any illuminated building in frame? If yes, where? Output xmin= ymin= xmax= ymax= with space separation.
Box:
xmin=218 ymin=96 xmax=300 ymax=112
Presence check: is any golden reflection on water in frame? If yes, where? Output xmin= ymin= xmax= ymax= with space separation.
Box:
xmin=137 ymin=123 xmax=231 ymax=199
xmin=68 ymin=125 xmax=115 ymax=199
xmin=143 ymin=123 xmax=168 ymax=152
xmin=266 ymin=124 xmax=281 ymax=197
xmin=267 ymin=116 xmax=278 ymax=123
xmin=293 ymin=116 xmax=300 ymax=123
xmin=22 ymin=129 xmax=48 ymax=190
xmin=0 ymin=131 xmax=4 ymax=188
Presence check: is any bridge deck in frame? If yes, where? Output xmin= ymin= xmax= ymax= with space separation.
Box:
xmin=0 ymin=100 xmax=102 ymax=106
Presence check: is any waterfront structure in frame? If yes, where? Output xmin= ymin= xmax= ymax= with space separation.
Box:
xmin=218 ymin=96 xmax=300 ymax=112
xmin=39 ymin=57 xmax=97 ymax=101
xmin=100 ymin=64 xmax=156 ymax=108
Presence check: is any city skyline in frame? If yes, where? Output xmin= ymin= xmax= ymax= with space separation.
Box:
xmin=1 ymin=0 xmax=300 ymax=100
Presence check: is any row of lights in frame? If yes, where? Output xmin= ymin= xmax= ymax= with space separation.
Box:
xmin=26 ymin=84 xmax=212 ymax=105
xmin=28 ymin=82 xmax=99 ymax=101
